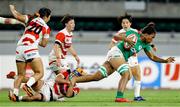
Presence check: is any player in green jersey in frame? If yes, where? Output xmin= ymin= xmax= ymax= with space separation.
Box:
xmin=109 ymin=13 xmax=155 ymax=101
xmin=70 ymin=22 xmax=175 ymax=102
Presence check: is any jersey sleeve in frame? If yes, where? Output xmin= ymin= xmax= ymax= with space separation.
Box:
xmin=55 ymin=32 xmax=65 ymax=45
xmin=111 ymin=29 xmax=125 ymax=43
xmin=144 ymin=44 xmax=152 ymax=52
xmin=43 ymin=27 xmax=51 ymax=39
xmin=112 ymin=32 xmax=119 ymax=43
xmin=24 ymin=15 xmax=31 ymax=24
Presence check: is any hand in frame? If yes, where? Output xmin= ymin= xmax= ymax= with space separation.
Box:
xmin=125 ymin=38 xmax=135 ymax=47
xmin=9 ymin=5 xmax=15 ymax=10
xmin=56 ymin=57 xmax=61 ymax=67
xmin=151 ymin=44 xmax=157 ymax=52
xmin=166 ymin=57 xmax=175 ymax=63
xmin=152 ymin=47 xmax=157 ymax=52
xmin=75 ymin=56 xmax=80 ymax=66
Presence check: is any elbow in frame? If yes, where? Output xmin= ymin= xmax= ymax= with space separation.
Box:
xmin=149 ymin=56 xmax=156 ymax=62
xmin=149 ymin=56 xmax=154 ymax=61
xmin=11 ymin=11 xmax=20 ymax=20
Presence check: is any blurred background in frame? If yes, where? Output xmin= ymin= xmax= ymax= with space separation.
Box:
xmin=0 ymin=0 xmax=180 ymax=90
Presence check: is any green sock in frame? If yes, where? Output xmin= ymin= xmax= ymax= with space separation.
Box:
xmin=116 ymin=91 xmax=124 ymax=98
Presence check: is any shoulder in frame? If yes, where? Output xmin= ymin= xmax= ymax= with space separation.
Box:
xmin=56 ymin=31 xmax=65 ymax=37
xmin=57 ymin=29 xmax=67 ymax=36
xmin=130 ymin=28 xmax=138 ymax=32
xmin=127 ymin=28 xmax=138 ymax=34
xmin=118 ymin=29 xmax=126 ymax=33
xmin=61 ymin=28 xmax=72 ymax=36
xmin=26 ymin=14 xmax=38 ymax=24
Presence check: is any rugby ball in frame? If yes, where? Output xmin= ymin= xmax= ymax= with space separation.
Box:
xmin=124 ymin=34 xmax=137 ymax=50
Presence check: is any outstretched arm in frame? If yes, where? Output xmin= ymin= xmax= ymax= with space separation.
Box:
xmin=52 ymin=43 xmax=62 ymax=67
xmin=9 ymin=5 xmax=27 ymax=23
xmin=144 ymin=50 xmax=175 ymax=63
xmin=21 ymin=93 xmax=43 ymax=102
xmin=0 ymin=17 xmax=25 ymax=26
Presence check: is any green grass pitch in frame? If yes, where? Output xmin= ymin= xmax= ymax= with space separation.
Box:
xmin=0 ymin=89 xmax=180 ymax=107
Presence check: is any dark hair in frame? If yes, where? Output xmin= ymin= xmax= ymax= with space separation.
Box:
xmin=141 ymin=22 xmax=156 ymax=35
xmin=117 ymin=12 xmax=132 ymax=24
xmin=61 ymin=14 xmax=74 ymax=26
xmin=38 ymin=7 xmax=51 ymax=18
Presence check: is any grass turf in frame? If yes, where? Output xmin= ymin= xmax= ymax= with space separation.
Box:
xmin=0 ymin=89 xmax=180 ymax=107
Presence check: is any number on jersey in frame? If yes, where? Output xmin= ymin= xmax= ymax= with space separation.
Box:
xmin=27 ymin=23 xmax=42 ymax=34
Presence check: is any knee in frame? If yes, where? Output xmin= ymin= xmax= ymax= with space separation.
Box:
xmin=134 ymin=74 xmax=141 ymax=81
xmin=35 ymin=71 xmax=44 ymax=78
xmin=93 ymin=71 xmax=105 ymax=81
xmin=123 ymin=71 xmax=129 ymax=78
xmin=122 ymin=71 xmax=131 ymax=80
xmin=39 ymin=72 xmax=44 ymax=78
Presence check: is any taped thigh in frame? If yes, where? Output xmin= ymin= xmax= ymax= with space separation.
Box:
xmin=117 ymin=64 xmax=130 ymax=75
xmin=99 ymin=66 xmax=108 ymax=78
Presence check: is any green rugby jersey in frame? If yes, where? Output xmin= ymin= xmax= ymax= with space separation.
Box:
xmin=116 ymin=29 xmax=151 ymax=61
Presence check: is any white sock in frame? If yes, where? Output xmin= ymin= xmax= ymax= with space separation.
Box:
xmin=19 ymin=96 xmax=23 ymax=101
xmin=0 ymin=17 xmax=5 ymax=24
xmin=134 ymin=80 xmax=141 ymax=97
xmin=26 ymin=77 xmax=36 ymax=87
xmin=13 ymin=88 xmax=19 ymax=96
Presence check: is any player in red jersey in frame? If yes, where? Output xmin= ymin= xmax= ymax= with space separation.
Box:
xmin=7 ymin=68 xmax=86 ymax=102
xmin=8 ymin=5 xmax=51 ymax=100
xmin=45 ymin=14 xmax=80 ymax=81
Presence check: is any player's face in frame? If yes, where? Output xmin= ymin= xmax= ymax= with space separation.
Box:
xmin=145 ymin=33 xmax=156 ymax=43
xmin=44 ymin=15 xmax=51 ymax=23
xmin=121 ymin=19 xmax=131 ymax=31
xmin=66 ymin=19 xmax=75 ymax=31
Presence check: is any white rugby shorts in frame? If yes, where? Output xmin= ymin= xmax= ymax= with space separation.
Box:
xmin=128 ymin=54 xmax=139 ymax=67
xmin=16 ymin=45 xmax=40 ymax=62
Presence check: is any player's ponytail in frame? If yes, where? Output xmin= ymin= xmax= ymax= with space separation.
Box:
xmin=142 ymin=22 xmax=156 ymax=35
xmin=38 ymin=7 xmax=51 ymax=18
xmin=61 ymin=14 xmax=74 ymax=27
xmin=147 ymin=22 xmax=155 ymax=28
